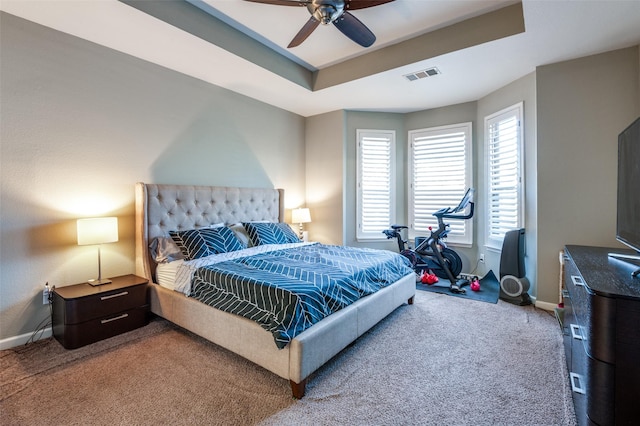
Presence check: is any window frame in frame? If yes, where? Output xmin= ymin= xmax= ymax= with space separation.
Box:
xmin=484 ymin=102 xmax=525 ymax=250
xmin=356 ymin=129 xmax=396 ymax=241
xmin=408 ymin=122 xmax=473 ymax=246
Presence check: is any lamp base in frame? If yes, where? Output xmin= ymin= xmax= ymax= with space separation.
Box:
xmin=88 ymin=278 xmax=112 ymax=286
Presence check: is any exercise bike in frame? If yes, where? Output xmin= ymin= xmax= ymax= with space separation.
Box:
xmin=383 ymin=188 xmax=475 ymax=294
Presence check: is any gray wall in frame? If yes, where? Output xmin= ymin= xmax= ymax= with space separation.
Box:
xmin=344 ymin=111 xmax=405 ymax=250
xmin=476 ymin=73 xmax=537 ymax=297
xmin=304 ymin=111 xmax=346 ymax=245
xmin=0 ymin=13 xmax=306 ymax=343
xmin=536 ymin=46 xmax=639 ymax=304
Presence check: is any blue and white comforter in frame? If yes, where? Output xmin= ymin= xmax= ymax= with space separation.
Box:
xmin=184 ymin=243 xmax=413 ymax=349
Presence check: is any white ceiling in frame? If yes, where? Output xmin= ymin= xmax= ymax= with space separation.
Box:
xmin=2 ymin=0 xmax=640 ymax=117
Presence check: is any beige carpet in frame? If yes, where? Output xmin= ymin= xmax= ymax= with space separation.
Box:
xmin=1 ymin=291 xmax=576 ymax=425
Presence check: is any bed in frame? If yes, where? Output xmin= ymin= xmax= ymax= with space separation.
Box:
xmin=134 ymin=183 xmax=415 ymax=398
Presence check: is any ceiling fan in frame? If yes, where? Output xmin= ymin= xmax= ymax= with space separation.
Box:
xmin=244 ymin=0 xmax=395 ymax=48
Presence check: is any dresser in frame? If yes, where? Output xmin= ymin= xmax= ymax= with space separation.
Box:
xmin=562 ymin=245 xmax=640 ymax=426
xmin=52 ymin=274 xmax=149 ymax=349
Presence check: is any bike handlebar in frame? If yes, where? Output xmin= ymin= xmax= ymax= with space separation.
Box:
xmin=433 ymin=202 xmax=475 ymax=220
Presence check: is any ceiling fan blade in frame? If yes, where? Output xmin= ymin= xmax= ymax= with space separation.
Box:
xmin=243 ymin=0 xmax=307 ymax=6
xmin=288 ymin=17 xmax=320 ymax=48
xmin=346 ymin=0 xmax=395 ymax=11
xmin=333 ymin=11 xmax=376 ymax=47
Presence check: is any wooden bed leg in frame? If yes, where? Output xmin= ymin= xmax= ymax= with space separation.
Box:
xmin=408 ymin=296 xmax=415 ymax=305
xmin=290 ymin=379 xmax=306 ymax=399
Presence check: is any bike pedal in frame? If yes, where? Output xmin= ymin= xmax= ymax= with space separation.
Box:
xmin=450 ymin=283 xmax=466 ymax=294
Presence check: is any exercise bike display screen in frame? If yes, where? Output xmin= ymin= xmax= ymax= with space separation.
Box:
xmin=451 ymin=188 xmax=475 ymax=213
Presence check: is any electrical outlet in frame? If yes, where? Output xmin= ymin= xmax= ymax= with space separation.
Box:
xmin=479 ymin=253 xmax=485 ymax=263
xmin=42 ymin=283 xmax=50 ymax=305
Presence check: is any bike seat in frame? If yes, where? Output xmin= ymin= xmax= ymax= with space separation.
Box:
xmin=391 ymin=224 xmax=408 ymax=230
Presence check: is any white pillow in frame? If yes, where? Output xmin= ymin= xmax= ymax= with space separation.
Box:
xmin=149 ymin=237 xmax=184 ymax=263
xmin=229 ymin=223 xmax=251 ymax=247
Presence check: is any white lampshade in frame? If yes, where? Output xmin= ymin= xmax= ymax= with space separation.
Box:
xmin=77 ymin=217 xmax=119 ymax=246
xmin=291 ymin=208 xmax=311 ymax=224
xmin=77 ymin=217 xmax=118 ymax=286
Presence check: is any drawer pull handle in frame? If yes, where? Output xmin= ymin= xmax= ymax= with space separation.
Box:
xmin=562 ymin=289 xmax=570 ymax=298
xmin=570 ymin=324 xmax=583 ymax=340
xmin=571 ymin=275 xmax=584 ymax=287
xmin=101 ymin=291 xmax=129 ymax=301
xmin=101 ymin=313 xmax=129 ymax=324
xmin=569 ymin=372 xmax=586 ymax=394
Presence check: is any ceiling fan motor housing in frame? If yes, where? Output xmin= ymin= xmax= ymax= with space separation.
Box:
xmin=308 ymin=0 xmax=345 ymax=24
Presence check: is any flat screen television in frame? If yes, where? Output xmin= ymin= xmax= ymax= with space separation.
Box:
xmin=610 ymin=117 xmax=640 ymax=278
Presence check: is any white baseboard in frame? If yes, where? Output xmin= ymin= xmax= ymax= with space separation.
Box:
xmin=534 ymin=299 xmax=558 ymax=312
xmin=0 ymin=327 xmax=52 ymax=350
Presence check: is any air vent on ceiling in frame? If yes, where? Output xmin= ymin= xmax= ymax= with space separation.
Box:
xmin=403 ymin=67 xmax=441 ymax=82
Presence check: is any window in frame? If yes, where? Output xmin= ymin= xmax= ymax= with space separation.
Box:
xmin=357 ymin=130 xmax=396 ymax=240
xmin=485 ymin=102 xmax=524 ymax=249
xmin=408 ymin=123 xmax=473 ymax=246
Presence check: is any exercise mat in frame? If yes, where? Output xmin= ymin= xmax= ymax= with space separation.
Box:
xmin=416 ymin=270 xmax=500 ymax=304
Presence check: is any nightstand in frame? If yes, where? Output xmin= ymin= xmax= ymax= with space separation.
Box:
xmin=52 ymin=274 xmax=149 ymax=349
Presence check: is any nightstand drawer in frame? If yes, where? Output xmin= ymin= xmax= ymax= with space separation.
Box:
xmin=62 ymin=283 xmax=148 ymax=324
xmin=54 ymin=305 xmax=149 ymax=349
xmin=52 ymin=275 xmax=150 ymax=350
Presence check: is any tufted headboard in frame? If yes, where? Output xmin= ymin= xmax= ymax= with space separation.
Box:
xmin=134 ymin=182 xmax=284 ymax=283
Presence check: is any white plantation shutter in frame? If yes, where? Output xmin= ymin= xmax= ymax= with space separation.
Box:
xmin=408 ymin=123 xmax=473 ymax=245
xmin=485 ymin=102 xmax=524 ymax=248
xmin=357 ymin=130 xmax=395 ymax=240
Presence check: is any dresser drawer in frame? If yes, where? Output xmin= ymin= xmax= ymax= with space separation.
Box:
xmin=564 ymin=261 xmax=616 ymax=363
xmin=61 ymin=283 xmax=148 ymax=324
xmin=615 ymin=341 xmax=640 ymax=424
xmin=569 ymin=338 xmax=615 ymax=426
xmin=54 ymin=305 xmax=149 ymax=349
xmin=564 ymin=257 xmax=587 ymax=328
xmin=569 ymin=337 xmax=588 ymax=426
xmin=562 ymin=290 xmax=573 ymax=371
xmin=616 ymin=298 xmax=640 ymax=347
xmin=587 ymin=354 xmax=615 ymax=426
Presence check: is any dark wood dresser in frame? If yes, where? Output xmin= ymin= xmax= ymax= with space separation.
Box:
xmin=52 ymin=274 xmax=149 ymax=349
xmin=563 ymin=245 xmax=640 ymax=426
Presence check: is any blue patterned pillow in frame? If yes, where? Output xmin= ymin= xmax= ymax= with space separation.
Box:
xmin=169 ymin=229 xmax=212 ymax=260
xmin=198 ymin=226 xmax=245 ymax=254
xmin=243 ymin=222 xmax=300 ymax=246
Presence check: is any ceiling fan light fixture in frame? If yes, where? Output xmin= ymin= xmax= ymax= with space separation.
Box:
xmin=312 ymin=4 xmax=341 ymax=24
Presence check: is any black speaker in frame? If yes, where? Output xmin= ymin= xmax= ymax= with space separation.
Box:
xmin=500 ymin=228 xmax=525 ymax=278
xmin=499 ymin=228 xmax=531 ymax=305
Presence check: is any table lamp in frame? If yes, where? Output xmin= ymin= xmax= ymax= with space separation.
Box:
xmin=291 ymin=208 xmax=311 ymax=240
xmin=77 ymin=217 xmax=118 ymax=286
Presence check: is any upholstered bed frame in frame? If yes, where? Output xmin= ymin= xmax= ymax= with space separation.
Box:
xmin=134 ymin=183 xmax=415 ymax=398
